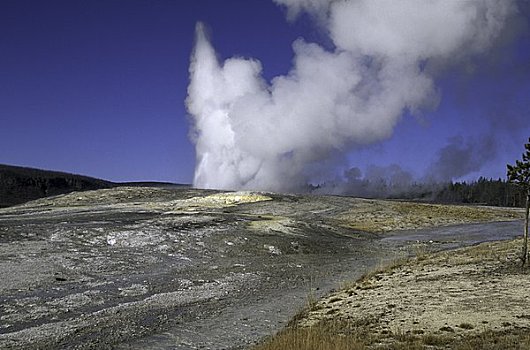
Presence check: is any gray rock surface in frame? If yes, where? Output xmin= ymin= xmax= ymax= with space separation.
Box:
xmin=0 ymin=186 xmax=521 ymax=349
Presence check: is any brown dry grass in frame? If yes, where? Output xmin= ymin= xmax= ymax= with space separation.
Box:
xmin=337 ymin=200 xmax=523 ymax=233
xmin=255 ymin=322 xmax=530 ymax=350
xmin=254 ymin=238 xmax=530 ymax=350
xmin=254 ymin=321 xmax=366 ymax=350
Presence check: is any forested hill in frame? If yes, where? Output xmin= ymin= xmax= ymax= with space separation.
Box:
xmin=0 ymin=164 xmax=114 ymax=208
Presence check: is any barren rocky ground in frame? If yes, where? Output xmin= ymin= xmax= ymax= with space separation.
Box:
xmin=0 ymin=186 xmax=524 ymax=349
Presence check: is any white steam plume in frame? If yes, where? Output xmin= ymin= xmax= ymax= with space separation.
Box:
xmin=187 ymin=0 xmax=516 ymax=192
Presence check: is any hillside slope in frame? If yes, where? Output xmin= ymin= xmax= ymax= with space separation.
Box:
xmin=0 ymin=164 xmax=114 ymax=208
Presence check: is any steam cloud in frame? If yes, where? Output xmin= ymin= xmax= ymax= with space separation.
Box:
xmin=426 ymin=135 xmax=497 ymax=182
xmin=315 ymin=164 xmax=420 ymax=198
xmin=187 ymin=0 xmax=517 ymax=193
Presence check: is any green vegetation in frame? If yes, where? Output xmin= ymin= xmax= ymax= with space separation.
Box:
xmin=434 ymin=177 xmax=527 ymax=207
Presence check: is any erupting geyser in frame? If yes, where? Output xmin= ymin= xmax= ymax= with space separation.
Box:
xmin=186 ymin=0 xmax=516 ymax=193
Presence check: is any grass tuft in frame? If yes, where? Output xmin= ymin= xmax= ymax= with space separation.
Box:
xmin=254 ymin=321 xmax=366 ymax=350
xmin=254 ymin=322 xmax=530 ymax=350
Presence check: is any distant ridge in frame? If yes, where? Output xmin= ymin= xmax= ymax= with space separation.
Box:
xmin=118 ymin=181 xmax=190 ymax=188
xmin=0 ymin=164 xmax=115 ymax=208
xmin=0 ymin=164 xmax=191 ymax=208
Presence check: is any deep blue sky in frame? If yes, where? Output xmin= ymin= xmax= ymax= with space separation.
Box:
xmin=1 ymin=0 xmax=529 ymax=183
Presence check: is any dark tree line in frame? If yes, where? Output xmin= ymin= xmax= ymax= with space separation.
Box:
xmin=434 ymin=177 xmax=527 ymax=208
xmin=0 ymin=164 xmax=113 ymax=208
xmin=313 ymin=176 xmax=528 ymax=207
xmin=507 ymin=137 xmax=530 ymax=265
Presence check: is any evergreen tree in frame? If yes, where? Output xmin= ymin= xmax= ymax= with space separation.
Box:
xmin=507 ymin=137 xmax=530 ymax=266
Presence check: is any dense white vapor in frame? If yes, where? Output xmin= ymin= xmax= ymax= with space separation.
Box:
xmin=187 ymin=0 xmax=516 ymax=192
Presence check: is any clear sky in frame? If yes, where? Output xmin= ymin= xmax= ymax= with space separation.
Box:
xmin=1 ymin=0 xmax=529 ymax=185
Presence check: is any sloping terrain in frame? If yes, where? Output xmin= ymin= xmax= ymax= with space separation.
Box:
xmin=260 ymin=238 xmax=530 ymax=349
xmin=0 ymin=186 xmax=524 ymax=349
